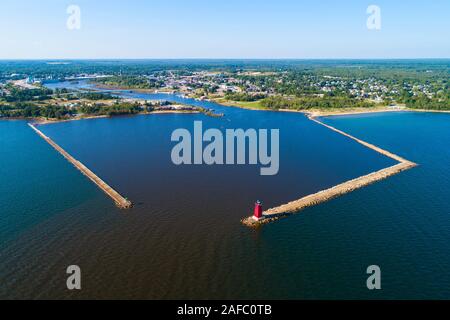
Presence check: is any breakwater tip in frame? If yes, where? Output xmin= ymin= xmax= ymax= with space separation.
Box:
xmin=241 ymin=213 xmax=287 ymax=228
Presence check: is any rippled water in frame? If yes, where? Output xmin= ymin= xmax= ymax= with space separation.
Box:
xmin=0 ymin=83 xmax=449 ymax=299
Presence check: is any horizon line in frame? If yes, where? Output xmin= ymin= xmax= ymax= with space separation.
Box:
xmin=0 ymin=57 xmax=449 ymax=61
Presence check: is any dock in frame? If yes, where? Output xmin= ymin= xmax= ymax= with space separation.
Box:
xmin=242 ymin=115 xmax=417 ymax=227
xmin=28 ymin=123 xmax=132 ymax=209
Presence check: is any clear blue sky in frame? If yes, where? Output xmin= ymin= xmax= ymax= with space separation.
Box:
xmin=0 ymin=0 xmax=449 ymax=59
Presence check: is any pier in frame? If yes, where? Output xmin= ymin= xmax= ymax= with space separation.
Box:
xmin=28 ymin=123 xmax=132 ymax=209
xmin=242 ymin=115 xmax=417 ymax=227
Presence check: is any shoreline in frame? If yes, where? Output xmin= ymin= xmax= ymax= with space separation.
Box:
xmin=8 ymin=110 xmax=202 ymax=126
xmin=304 ymin=108 xmax=450 ymax=117
xmin=208 ymin=97 xmax=450 ymax=117
xmin=209 ymin=98 xmax=270 ymax=111
xmin=88 ymin=82 xmax=450 ymax=116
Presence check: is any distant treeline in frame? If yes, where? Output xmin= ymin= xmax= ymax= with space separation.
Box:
xmin=3 ymin=87 xmax=53 ymax=102
xmin=225 ymin=92 xmax=267 ymax=102
xmin=93 ymin=76 xmax=162 ymax=89
xmin=0 ymin=103 xmax=73 ymax=119
xmin=42 ymin=88 xmax=116 ymax=101
xmin=403 ymin=95 xmax=450 ymax=110
xmin=78 ymin=92 xmax=116 ymax=100
xmin=1 ymin=59 xmax=449 ymax=78
xmin=0 ymin=102 xmax=144 ymax=119
xmin=79 ymin=102 xmax=143 ymax=116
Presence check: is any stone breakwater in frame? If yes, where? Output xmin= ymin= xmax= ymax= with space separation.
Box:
xmin=28 ymin=123 xmax=132 ymax=209
xmin=242 ymin=115 xmax=417 ymax=227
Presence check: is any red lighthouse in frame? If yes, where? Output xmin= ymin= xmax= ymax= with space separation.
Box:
xmin=253 ymin=200 xmax=263 ymax=220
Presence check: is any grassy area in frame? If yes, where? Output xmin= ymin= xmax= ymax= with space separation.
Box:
xmin=211 ymin=98 xmax=268 ymax=110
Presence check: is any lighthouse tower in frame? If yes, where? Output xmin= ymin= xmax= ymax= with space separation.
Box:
xmin=253 ymin=200 xmax=264 ymax=221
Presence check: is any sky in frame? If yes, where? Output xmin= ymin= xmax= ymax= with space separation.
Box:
xmin=0 ymin=0 xmax=449 ymax=59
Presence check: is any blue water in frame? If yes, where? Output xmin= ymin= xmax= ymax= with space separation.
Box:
xmin=0 ymin=121 xmax=107 ymax=245
xmin=0 ymin=81 xmax=449 ymax=299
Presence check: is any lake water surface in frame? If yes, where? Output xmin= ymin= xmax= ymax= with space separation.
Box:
xmin=0 ymin=81 xmax=449 ymax=299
